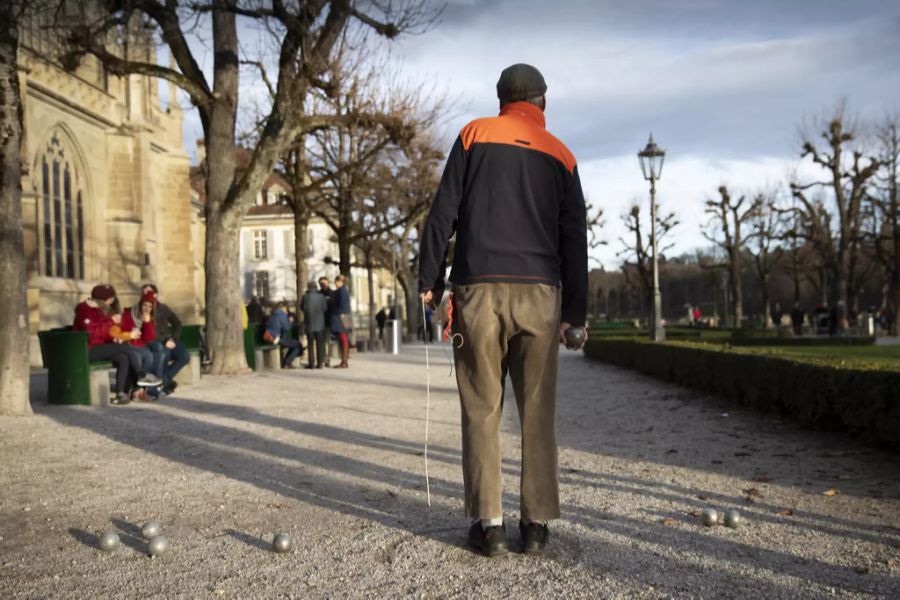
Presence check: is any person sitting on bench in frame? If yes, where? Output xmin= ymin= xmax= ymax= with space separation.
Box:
xmin=264 ymin=301 xmax=303 ymax=369
xmin=141 ymin=283 xmax=190 ymax=395
xmin=114 ymin=290 xmax=165 ymax=400
xmin=73 ymin=284 xmax=160 ymax=405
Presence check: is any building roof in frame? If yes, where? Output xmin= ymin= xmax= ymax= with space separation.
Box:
xmin=189 ymin=143 xmax=291 ymax=205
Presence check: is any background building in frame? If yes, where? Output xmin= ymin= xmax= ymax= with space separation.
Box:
xmin=18 ymin=13 xmax=203 ymax=365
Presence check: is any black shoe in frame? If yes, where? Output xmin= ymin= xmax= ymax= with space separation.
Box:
xmin=467 ymin=522 xmax=508 ymax=557
xmin=110 ymin=392 xmax=131 ymax=406
xmin=519 ymin=520 xmax=549 ymax=555
xmin=162 ymin=381 xmax=177 ymax=395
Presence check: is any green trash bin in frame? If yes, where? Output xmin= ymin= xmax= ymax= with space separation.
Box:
xmin=38 ymin=330 xmax=111 ymax=405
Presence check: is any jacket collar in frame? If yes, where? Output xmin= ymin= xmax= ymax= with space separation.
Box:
xmin=499 ymin=101 xmax=545 ymax=129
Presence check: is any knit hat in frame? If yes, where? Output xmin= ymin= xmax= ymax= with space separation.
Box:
xmin=91 ymin=284 xmax=117 ymax=302
xmin=496 ymin=63 xmax=547 ymax=103
xmin=140 ymin=290 xmax=158 ymax=305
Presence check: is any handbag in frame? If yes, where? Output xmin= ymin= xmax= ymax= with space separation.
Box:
xmin=340 ymin=314 xmax=352 ymax=330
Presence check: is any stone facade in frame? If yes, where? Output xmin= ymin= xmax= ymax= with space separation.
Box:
xmin=18 ymin=17 xmax=202 ymax=364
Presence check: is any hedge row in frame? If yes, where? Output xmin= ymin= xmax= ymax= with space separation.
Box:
xmin=583 ymin=338 xmax=900 ymax=449
xmin=728 ymin=336 xmax=877 ymax=347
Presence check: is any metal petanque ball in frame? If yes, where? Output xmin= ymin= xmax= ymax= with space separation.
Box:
xmin=722 ymin=509 xmax=742 ymax=528
xmin=148 ymin=535 xmax=168 ymax=557
xmin=564 ymin=327 xmax=586 ymax=348
xmin=700 ymin=508 xmax=719 ymax=527
xmin=272 ymin=533 xmax=292 ymax=553
xmin=99 ymin=531 xmax=120 ymax=552
xmin=141 ymin=520 xmax=162 ymax=539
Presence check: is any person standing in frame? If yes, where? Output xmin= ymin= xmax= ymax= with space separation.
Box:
xmin=246 ymin=296 xmax=264 ymax=325
xmin=300 ymin=282 xmax=328 ymax=369
xmin=319 ymin=277 xmax=334 ymax=367
xmin=265 ymin=301 xmax=303 ymax=368
xmin=376 ymin=307 xmax=387 ymax=342
xmin=790 ymin=302 xmax=805 ymax=336
xmin=418 ymin=64 xmax=588 ymax=557
xmin=330 ymin=275 xmax=352 ymax=369
xmin=141 ymin=283 xmax=191 ymax=395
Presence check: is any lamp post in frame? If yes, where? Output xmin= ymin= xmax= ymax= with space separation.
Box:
xmin=638 ymin=134 xmax=666 ymax=342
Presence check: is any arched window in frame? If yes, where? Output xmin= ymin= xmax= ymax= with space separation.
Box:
xmin=38 ymin=132 xmax=85 ymax=279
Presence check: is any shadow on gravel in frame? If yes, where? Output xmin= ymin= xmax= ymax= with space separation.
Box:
xmin=45 ymin=403 xmax=470 ymax=554
xmin=68 ymin=528 xmax=100 ymax=550
xmin=562 ymin=500 xmax=899 ymax=596
xmin=225 ymin=529 xmax=271 ymax=551
xmin=111 ymin=519 xmax=150 ymax=554
xmin=281 ymin=370 xmax=458 ymax=395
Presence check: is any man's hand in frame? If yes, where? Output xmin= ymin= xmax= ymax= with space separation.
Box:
xmin=129 ymin=330 xmax=142 ymax=340
xmin=559 ymin=322 xmax=588 ymax=350
xmin=165 ymin=339 xmax=176 ymax=350
xmin=420 ymin=290 xmax=435 ymax=309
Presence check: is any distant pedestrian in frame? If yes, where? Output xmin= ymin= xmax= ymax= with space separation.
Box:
xmin=265 ymin=301 xmax=302 ymax=368
xmin=300 ymin=282 xmax=327 ymax=369
xmin=691 ymin=306 xmax=702 ymax=326
xmin=330 ymin=275 xmax=352 ymax=369
xmin=790 ymin=302 xmax=804 ymax=336
xmin=376 ymin=307 xmax=387 ymax=341
xmin=246 ymin=296 xmax=264 ymax=325
xmin=319 ymin=277 xmax=334 ymax=366
xmin=772 ymin=302 xmax=783 ymax=328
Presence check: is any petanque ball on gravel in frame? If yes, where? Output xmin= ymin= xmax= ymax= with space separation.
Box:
xmin=272 ymin=533 xmax=292 ymax=553
xmin=147 ymin=535 xmax=168 ymax=557
xmin=99 ymin=531 xmax=120 ymax=552
xmin=141 ymin=520 xmax=162 ymax=539
xmin=700 ymin=508 xmax=719 ymax=527
xmin=723 ymin=509 xmax=742 ymax=528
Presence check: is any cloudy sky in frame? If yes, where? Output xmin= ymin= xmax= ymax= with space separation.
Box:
xmin=179 ymin=0 xmax=900 ymax=268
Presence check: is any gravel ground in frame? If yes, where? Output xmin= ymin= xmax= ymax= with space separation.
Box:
xmin=1 ymin=345 xmax=898 ymax=599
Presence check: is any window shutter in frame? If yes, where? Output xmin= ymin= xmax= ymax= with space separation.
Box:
xmin=283 ymin=229 xmax=293 ymax=258
xmin=243 ymin=230 xmax=254 ymax=262
xmin=266 ymin=229 xmax=274 ymax=260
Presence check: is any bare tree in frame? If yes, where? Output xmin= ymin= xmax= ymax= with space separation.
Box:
xmin=870 ymin=114 xmax=900 ymax=334
xmin=747 ymin=191 xmax=786 ymax=328
xmin=57 ymin=0 xmax=432 ymax=374
xmin=701 ymin=185 xmax=758 ymax=328
xmin=0 ymin=0 xmax=33 ymax=416
xmin=617 ymin=202 xmax=678 ymax=316
xmin=791 ymin=104 xmax=882 ymax=310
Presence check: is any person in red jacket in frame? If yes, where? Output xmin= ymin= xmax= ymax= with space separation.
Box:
xmin=116 ymin=290 xmax=165 ymax=399
xmin=72 ymin=284 xmax=160 ymax=405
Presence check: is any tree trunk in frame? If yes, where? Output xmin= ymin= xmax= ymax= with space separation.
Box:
xmin=293 ymin=208 xmax=309 ymax=315
xmin=405 ymin=283 xmax=418 ymax=338
xmin=366 ymin=252 xmax=376 ymax=342
xmin=338 ymin=234 xmax=352 ymax=277
xmin=762 ymin=288 xmax=771 ymax=330
xmin=730 ymin=261 xmax=743 ymax=328
xmin=201 ymin=6 xmax=249 ymax=374
xmin=0 ymin=5 xmax=31 ymax=416
xmin=204 ymin=208 xmax=249 ymax=374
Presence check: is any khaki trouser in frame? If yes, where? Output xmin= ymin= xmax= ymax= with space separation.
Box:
xmin=452 ymin=282 xmax=561 ymax=522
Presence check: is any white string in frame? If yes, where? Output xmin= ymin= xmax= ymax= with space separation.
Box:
xmin=422 ymin=297 xmax=432 ymax=507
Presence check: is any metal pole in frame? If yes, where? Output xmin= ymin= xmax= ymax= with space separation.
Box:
xmin=650 ymin=176 xmax=665 ymax=341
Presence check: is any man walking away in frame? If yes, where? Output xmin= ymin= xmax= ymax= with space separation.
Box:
xmin=418 ymin=63 xmax=588 ymax=557
xmin=319 ymin=277 xmax=334 ymax=367
xmin=301 ymin=282 xmax=327 ymax=369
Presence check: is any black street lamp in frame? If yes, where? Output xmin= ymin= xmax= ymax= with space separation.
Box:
xmin=638 ymin=134 xmax=666 ymax=342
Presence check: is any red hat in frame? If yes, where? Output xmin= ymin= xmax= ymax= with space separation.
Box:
xmin=140 ymin=290 xmax=158 ymax=305
xmin=91 ymin=284 xmax=117 ymax=302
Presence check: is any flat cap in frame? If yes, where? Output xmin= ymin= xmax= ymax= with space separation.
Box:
xmin=496 ymin=63 xmax=547 ymax=103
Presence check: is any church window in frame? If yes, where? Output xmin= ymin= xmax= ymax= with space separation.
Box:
xmin=38 ymin=133 xmax=85 ymax=280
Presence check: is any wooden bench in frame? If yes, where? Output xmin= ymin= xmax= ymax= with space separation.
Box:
xmin=244 ymin=324 xmax=281 ymax=372
xmin=37 ymin=329 xmax=114 ymax=406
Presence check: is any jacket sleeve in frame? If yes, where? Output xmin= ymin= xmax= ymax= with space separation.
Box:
xmin=418 ymin=135 xmax=467 ymax=293
xmin=74 ymin=303 xmax=113 ymax=344
xmin=559 ymin=165 xmax=588 ymax=327
xmin=166 ymin=305 xmax=183 ymax=340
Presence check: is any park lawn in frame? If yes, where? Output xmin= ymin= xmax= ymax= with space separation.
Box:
xmin=729 ymin=342 xmax=900 ymax=372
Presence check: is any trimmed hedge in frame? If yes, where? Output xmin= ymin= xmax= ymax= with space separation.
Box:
xmin=728 ymin=336 xmax=877 ymax=347
xmin=583 ymin=338 xmax=900 ymax=449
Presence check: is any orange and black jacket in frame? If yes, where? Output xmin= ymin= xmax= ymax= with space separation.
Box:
xmin=418 ymin=101 xmax=588 ymax=326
